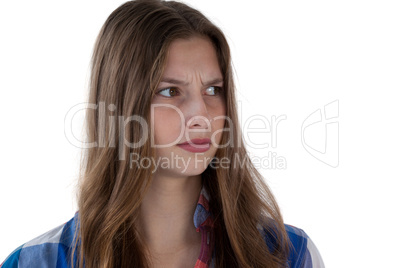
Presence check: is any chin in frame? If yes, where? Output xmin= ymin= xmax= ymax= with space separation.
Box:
xmin=177 ymin=167 xmax=208 ymax=177
xmin=151 ymin=164 xmax=207 ymax=177
xmin=152 ymin=150 xmax=215 ymax=177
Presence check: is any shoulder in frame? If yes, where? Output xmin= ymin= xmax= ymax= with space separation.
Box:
xmin=1 ymin=213 xmax=78 ymax=268
xmin=283 ymin=224 xmax=325 ymax=268
xmin=259 ymin=221 xmax=325 ymax=268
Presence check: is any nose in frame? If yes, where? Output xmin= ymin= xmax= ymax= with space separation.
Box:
xmin=184 ymin=94 xmax=212 ymax=130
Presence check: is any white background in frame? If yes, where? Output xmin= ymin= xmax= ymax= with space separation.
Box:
xmin=1 ymin=1 xmax=401 ymax=267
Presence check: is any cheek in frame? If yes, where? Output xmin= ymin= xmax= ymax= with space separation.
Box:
xmin=152 ymin=109 xmax=183 ymax=144
xmin=212 ymin=100 xmax=226 ymax=125
xmin=212 ymin=119 xmax=226 ymax=143
xmin=210 ymin=102 xmax=227 ymax=144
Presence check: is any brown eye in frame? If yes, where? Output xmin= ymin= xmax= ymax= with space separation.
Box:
xmin=205 ymin=86 xmax=222 ymax=96
xmin=157 ymin=87 xmax=179 ymax=97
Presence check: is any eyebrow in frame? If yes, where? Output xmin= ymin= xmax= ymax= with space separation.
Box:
xmin=160 ymin=77 xmax=224 ymax=86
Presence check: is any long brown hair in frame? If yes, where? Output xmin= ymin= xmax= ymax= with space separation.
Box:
xmin=73 ymin=0 xmax=290 ymax=267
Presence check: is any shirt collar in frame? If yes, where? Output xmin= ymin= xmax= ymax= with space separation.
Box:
xmin=193 ymin=183 xmax=215 ymax=267
xmin=193 ymin=184 xmax=212 ymax=229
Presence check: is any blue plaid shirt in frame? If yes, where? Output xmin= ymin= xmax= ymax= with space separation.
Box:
xmin=1 ymin=185 xmax=324 ymax=267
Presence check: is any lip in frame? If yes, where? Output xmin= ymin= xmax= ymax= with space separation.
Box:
xmin=177 ymin=138 xmax=211 ymax=153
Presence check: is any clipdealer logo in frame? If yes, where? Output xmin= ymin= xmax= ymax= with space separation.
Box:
xmin=63 ymin=99 xmax=339 ymax=169
xmin=301 ymin=100 xmax=339 ymax=168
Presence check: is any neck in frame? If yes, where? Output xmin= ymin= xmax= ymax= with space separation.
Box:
xmin=139 ymin=173 xmax=202 ymax=254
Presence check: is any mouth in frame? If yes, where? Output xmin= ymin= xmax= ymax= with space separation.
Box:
xmin=178 ymin=138 xmax=211 ymax=145
xmin=177 ymin=138 xmax=211 ymax=153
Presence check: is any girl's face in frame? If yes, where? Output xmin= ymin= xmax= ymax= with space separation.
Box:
xmin=150 ymin=36 xmax=226 ymax=177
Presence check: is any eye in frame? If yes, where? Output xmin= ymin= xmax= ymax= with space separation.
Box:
xmin=157 ymin=87 xmax=180 ymax=98
xmin=205 ymin=86 xmax=223 ymax=96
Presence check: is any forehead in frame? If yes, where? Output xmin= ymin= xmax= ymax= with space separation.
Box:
xmin=162 ymin=36 xmax=222 ymax=79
